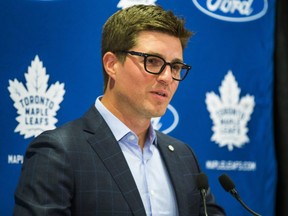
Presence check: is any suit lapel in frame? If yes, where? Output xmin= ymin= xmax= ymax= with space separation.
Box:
xmin=156 ymin=133 xmax=189 ymax=215
xmin=82 ymin=106 xmax=146 ymax=216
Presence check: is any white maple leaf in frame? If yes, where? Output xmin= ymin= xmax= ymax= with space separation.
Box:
xmin=219 ymin=71 xmax=240 ymax=105
xmin=8 ymin=55 xmax=65 ymax=139
xmin=205 ymin=70 xmax=255 ymax=151
xmin=25 ymin=56 xmax=49 ymax=94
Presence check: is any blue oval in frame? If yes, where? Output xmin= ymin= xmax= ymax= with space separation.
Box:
xmin=192 ymin=0 xmax=268 ymax=22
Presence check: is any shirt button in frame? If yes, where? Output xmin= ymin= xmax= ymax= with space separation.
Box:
xmin=150 ymin=190 xmax=155 ymax=196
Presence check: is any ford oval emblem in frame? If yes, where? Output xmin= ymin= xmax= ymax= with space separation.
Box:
xmin=192 ymin=0 xmax=268 ymax=22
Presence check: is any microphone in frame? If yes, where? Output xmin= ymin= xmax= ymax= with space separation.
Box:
xmin=218 ymin=173 xmax=261 ymax=216
xmin=197 ymin=172 xmax=209 ymax=216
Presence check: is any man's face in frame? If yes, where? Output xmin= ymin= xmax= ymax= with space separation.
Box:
xmin=112 ymin=31 xmax=183 ymax=120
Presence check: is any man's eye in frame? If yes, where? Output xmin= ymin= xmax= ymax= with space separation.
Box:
xmin=147 ymin=57 xmax=163 ymax=66
xmin=172 ymin=64 xmax=182 ymax=71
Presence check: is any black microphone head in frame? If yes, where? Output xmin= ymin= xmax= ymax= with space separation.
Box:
xmin=218 ymin=173 xmax=235 ymax=192
xmin=218 ymin=174 xmax=262 ymax=216
xmin=197 ymin=172 xmax=209 ymax=190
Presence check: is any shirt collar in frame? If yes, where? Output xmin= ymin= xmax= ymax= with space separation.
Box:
xmin=95 ymin=96 xmax=157 ymax=145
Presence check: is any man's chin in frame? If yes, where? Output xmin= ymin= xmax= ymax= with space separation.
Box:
xmin=152 ymin=109 xmax=167 ymax=118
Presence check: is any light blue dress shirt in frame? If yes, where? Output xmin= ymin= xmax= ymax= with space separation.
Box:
xmin=95 ymin=97 xmax=178 ymax=216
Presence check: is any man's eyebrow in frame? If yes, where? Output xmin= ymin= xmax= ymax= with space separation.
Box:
xmin=148 ymin=52 xmax=184 ymax=63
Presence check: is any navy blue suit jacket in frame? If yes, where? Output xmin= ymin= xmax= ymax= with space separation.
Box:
xmin=14 ymin=106 xmax=226 ymax=215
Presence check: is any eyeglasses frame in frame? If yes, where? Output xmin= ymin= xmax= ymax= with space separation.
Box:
xmin=119 ymin=50 xmax=191 ymax=81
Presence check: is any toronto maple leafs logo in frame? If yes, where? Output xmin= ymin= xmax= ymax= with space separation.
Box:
xmin=117 ymin=0 xmax=157 ymax=9
xmin=205 ymin=70 xmax=255 ymax=151
xmin=8 ymin=55 xmax=65 ymax=139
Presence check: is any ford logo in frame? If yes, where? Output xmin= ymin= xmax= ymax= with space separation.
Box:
xmin=192 ymin=0 xmax=268 ymax=22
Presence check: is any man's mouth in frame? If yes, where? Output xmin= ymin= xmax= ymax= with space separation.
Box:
xmin=152 ymin=91 xmax=168 ymax=97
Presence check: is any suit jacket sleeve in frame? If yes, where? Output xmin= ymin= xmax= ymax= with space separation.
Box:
xmin=14 ymin=130 xmax=74 ymax=215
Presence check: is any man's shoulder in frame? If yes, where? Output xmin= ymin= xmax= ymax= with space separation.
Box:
xmin=41 ymin=105 xmax=100 ymax=136
xmin=30 ymin=106 xmax=99 ymax=145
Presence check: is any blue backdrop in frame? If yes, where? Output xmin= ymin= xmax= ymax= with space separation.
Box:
xmin=0 ymin=0 xmax=277 ymax=215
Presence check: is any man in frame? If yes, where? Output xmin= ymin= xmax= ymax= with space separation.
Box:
xmin=14 ymin=4 xmax=226 ymax=215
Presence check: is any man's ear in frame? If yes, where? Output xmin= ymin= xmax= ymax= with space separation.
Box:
xmin=103 ymin=52 xmax=118 ymax=79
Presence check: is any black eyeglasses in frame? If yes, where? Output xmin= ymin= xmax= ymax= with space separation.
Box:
xmin=120 ymin=50 xmax=191 ymax=81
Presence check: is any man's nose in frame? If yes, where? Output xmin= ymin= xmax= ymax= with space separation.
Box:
xmin=157 ymin=63 xmax=174 ymax=82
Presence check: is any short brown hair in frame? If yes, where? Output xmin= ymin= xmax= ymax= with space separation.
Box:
xmin=101 ymin=4 xmax=193 ymax=91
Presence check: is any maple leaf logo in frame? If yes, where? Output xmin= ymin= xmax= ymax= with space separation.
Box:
xmin=205 ymin=70 xmax=255 ymax=151
xmin=117 ymin=0 xmax=157 ymax=9
xmin=8 ymin=55 xmax=65 ymax=139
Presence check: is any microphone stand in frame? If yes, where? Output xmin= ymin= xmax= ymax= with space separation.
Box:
xmin=230 ymin=189 xmax=261 ymax=216
xmin=200 ymin=189 xmax=208 ymax=216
